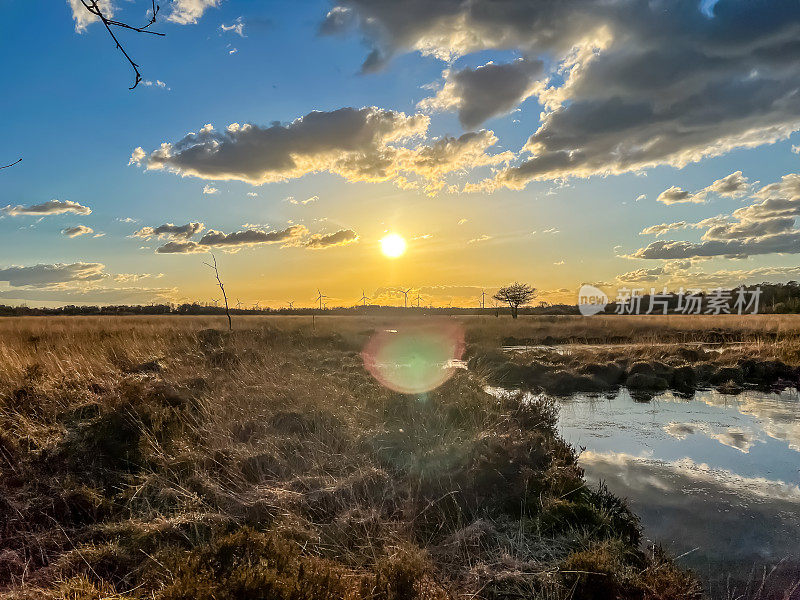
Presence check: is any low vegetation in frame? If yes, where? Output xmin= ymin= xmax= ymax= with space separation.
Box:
xmin=3 ymin=314 xmax=792 ymax=599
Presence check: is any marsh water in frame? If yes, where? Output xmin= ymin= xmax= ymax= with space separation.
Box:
xmin=489 ymin=386 xmax=800 ymax=597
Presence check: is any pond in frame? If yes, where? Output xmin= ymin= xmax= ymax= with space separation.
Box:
xmin=489 ymin=386 xmax=800 ymax=598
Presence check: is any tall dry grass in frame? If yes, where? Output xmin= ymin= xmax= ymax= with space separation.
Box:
xmin=0 ymin=316 xmax=737 ymax=599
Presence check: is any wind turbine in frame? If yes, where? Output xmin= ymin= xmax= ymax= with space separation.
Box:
xmin=253 ymin=301 xmax=260 ymax=311
xmin=287 ymin=301 xmax=294 ymax=310
xmin=415 ymin=292 xmax=422 ymax=308
xmin=236 ymin=299 xmax=243 ymax=310
xmin=480 ymin=289 xmax=486 ymax=309
xmin=401 ymin=288 xmax=412 ymax=308
xmin=315 ymin=289 xmax=329 ymax=310
xmin=359 ymin=289 xmax=369 ymax=307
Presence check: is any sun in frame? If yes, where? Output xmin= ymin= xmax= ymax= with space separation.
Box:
xmin=380 ymin=233 xmax=407 ymax=258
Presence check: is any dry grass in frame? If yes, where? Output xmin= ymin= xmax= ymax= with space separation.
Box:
xmin=0 ymin=315 xmax=762 ymax=598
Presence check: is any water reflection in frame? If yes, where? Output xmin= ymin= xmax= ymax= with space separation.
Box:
xmin=554 ymin=388 xmax=800 ymax=597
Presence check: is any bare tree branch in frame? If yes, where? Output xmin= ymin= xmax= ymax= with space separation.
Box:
xmin=80 ymin=0 xmax=165 ymax=90
xmin=0 ymin=158 xmax=22 ymax=170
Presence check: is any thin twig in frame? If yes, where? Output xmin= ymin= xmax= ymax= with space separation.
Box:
xmin=80 ymin=0 xmax=165 ymax=89
xmin=1 ymin=158 xmax=22 ymax=170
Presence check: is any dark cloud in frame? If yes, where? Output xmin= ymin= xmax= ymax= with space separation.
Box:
xmin=155 ymin=225 xmax=309 ymax=253
xmin=305 ymin=229 xmax=359 ymax=249
xmin=2 ymin=199 xmax=92 ymax=216
xmin=633 ymin=231 xmax=800 ymax=260
xmin=0 ymin=263 xmax=106 ymax=287
xmin=131 ymin=107 xmax=509 ymax=194
xmin=61 ymin=225 xmax=94 ymax=238
xmin=657 ymin=186 xmax=698 ymax=205
xmin=326 ymin=0 xmax=800 ymax=187
xmin=419 ymin=59 xmax=544 ymax=129
xmin=0 ymin=286 xmax=175 ymax=304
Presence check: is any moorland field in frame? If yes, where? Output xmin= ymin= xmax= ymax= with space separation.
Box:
xmin=1 ymin=314 xmax=798 ymax=599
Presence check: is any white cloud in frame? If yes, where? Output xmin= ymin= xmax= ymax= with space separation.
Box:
xmin=202 ymin=184 xmax=219 ymax=194
xmin=167 ymin=0 xmax=220 ymax=25
xmin=640 ymin=221 xmax=687 ymax=237
xmin=67 ymin=0 xmax=114 ymax=32
xmin=221 ymin=16 xmax=245 ymax=36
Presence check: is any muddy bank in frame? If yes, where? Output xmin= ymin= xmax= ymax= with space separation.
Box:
xmin=468 ymin=346 xmax=800 ymax=399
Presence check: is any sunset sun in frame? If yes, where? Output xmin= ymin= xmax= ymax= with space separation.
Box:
xmin=380 ymin=233 xmax=407 ymax=258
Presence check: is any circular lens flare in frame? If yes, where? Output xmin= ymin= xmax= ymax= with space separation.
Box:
xmin=380 ymin=233 xmax=407 ymax=258
xmin=361 ymin=321 xmax=465 ymax=394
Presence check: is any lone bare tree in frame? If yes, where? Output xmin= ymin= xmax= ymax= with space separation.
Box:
xmin=204 ymin=252 xmax=232 ymax=330
xmin=493 ymin=282 xmax=536 ymax=319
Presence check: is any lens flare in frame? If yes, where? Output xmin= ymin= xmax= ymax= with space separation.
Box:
xmin=361 ymin=321 xmax=465 ymax=394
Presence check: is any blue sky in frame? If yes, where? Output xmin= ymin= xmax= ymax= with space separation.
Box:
xmin=2 ymin=0 xmax=800 ymax=307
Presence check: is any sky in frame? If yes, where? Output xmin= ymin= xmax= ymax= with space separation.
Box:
xmin=2 ymin=0 xmax=800 ymax=308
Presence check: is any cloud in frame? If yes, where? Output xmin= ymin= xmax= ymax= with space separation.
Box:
xmin=0 ymin=262 xmax=106 ymax=287
xmin=705 ymin=171 xmax=750 ymax=198
xmin=613 ymin=264 xmax=800 ymax=290
xmin=155 ymin=224 xmax=309 ymax=253
xmin=325 ymin=1 xmax=800 ymax=187
xmin=657 ymin=171 xmax=751 ymax=205
xmin=467 ymin=234 xmax=492 ymax=244
xmin=62 ymin=225 xmax=94 ymax=238
xmin=202 ymin=184 xmax=219 ymax=194
xmin=142 ymin=79 xmax=170 ymax=90
xmin=133 ymin=222 xmax=205 ymax=240
xmin=221 ymin=16 xmax=245 ymax=36
xmin=616 ymin=266 xmax=665 ymax=283
xmin=131 ymin=107 xmax=510 ymax=194
xmin=0 ymin=286 xmax=176 ymax=305
xmin=68 ymin=0 xmax=113 ymax=32
xmin=640 ymin=221 xmax=687 ymax=236
xmin=285 ymin=195 xmax=318 ymax=205
xmin=656 ymin=186 xmax=701 ymax=206
xmin=418 ymin=59 xmax=544 ymax=129
xmin=2 ymin=199 xmax=92 ymax=216
xmin=634 ymin=172 xmax=800 ymax=259
xmin=167 ymin=0 xmax=220 ymax=24
xmin=634 ymin=194 xmax=646 ymax=202
xmin=531 ymin=227 xmax=560 ymax=236
xmin=0 ymin=263 xmax=172 ymax=303
xmin=632 ymin=232 xmax=800 ymax=260
xmin=304 ymin=229 xmax=359 ymax=249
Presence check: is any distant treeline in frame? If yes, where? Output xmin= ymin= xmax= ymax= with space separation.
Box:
xmin=0 ymin=303 xmax=580 ymax=317
xmin=2 ymin=281 xmax=800 ymax=317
